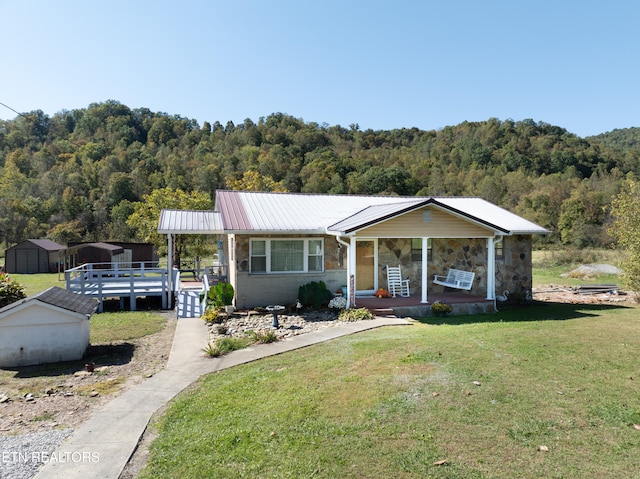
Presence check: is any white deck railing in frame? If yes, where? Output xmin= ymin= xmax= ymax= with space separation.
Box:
xmin=65 ymin=262 xmax=168 ymax=312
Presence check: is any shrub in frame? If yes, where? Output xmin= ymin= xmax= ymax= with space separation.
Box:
xmin=202 ymin=342 xmax=222 ymax=357
xmin=0 ymin=273 xmax=26 ymax=308
xmin=338 ymin=307 xmax=374 ymax=322
xmin=328 ymin=296 xmax=347 ymax=310
xmin=298 ymin=281 xmax=333 ymax=310
xmin=208 ymin=282 xmax=234 ymax=307
xmin=201 ymin=308 xmax=223 ymax=324
xmin=254 ymin=330 xmax=278 ymax=344
xmin=202 ymin=336 xmax=253 ymax=357
xmin=431 ymin=301 xmax=452 ymax=315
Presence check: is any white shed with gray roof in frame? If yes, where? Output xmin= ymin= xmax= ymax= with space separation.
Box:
xmin=0 ymin=287 xmax=98 ymax=367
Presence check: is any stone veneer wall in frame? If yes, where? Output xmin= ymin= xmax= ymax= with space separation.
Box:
xmin=495 ymin=235 xmax=533 ymax=296
xmin=378 ymin=236 xmax=533 ymax=296
xmin=378 ymin=238 xmax=486 ymax=295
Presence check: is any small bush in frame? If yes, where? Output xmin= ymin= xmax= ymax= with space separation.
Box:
xmin=338 ymin=307 xmax=374 ymax=322
xmin=298 ymin=281 xmax=333 ymax=310
xmin=254 ymin=330 xmax=278 ymax=344
xmin=202 ymin=342 xmax=222 ymax=357
xmin=328 ymin=296 xmax=347 ymax=310
xmin=207 ymin=282 xmax=234 ymax=307
xmin=201 ymin=308 xmax=223 ymax=324
xmin=0 ymin=273 xmax=26 ymax=308
xmin=431 ymin=301 xmax=452 ymax=315
xmin=202 ymin=336 xmax=253 ymax=357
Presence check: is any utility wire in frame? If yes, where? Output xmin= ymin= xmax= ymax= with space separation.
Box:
xmin=0 ymin=102 xmax=28 ymax=118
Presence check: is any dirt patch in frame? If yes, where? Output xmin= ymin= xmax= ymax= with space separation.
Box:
xmin=533 ymin=285 xmax=634 ymax=305
xmin=0 ymin=312 xmax=176 ymax=436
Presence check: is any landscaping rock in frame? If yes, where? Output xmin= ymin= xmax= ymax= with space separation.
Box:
xmin=207 ymin=310 xmax=342 ymax=341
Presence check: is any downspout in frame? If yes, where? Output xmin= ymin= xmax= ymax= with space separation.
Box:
xmin=335 ymin=235 xmax=353 ymax=308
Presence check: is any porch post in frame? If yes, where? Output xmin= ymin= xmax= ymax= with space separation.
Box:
xmin=421 ymin=237 xmax=429 ymax=303
xmin=348 ymin=239 xmax=357 ymax=307
xmin=486 ymin=236 xmax=495 ymax=300
xmin=167 ymin=233 xmax=174 ymax=306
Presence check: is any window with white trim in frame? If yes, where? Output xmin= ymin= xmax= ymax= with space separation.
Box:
xmin=411 ymin=238 xmax=432 ymax=261
xmin=250 ymin=238 xmax=324 ymax=273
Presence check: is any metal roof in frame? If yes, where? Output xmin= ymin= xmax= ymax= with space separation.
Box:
xmin=433 ymin=197 xmax=550 ymax=235
xmin=157 ymin=191 xmax=550 ymax=236
xmin=14 ymin=239 xmax=66 ymax=251
xmin=157 ymin=209 xmax=224 ymax=234
xmin=328 ymin=199 xmax=428 ymax=233
xmin=215 ymin=190 xmax=425 ymax=233
xmin=214 ymin=191 xmax=549 ymax=236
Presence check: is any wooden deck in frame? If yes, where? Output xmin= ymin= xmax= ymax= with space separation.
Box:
xmin=65 ymin=263 xmax=170 ymax=312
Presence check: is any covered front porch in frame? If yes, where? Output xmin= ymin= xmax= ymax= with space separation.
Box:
xmin=354 ymin=291 xmax=495 ymax=318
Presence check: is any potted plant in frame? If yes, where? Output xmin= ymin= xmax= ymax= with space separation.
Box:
xmin=431 ymin=301 xmax=452 ymax=316
xmin=208 ymin=282 xmax=235 ymax=313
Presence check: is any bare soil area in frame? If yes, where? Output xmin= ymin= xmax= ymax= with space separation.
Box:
xmin=0 ymin=312 xmax=176 ymax=436
xmin=533 ymin=285 xmax=635 ymax=305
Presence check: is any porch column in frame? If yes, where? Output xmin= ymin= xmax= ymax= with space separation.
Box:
xmin=348 ymin=238 xmax=357 ymax=307
xmin=421 ymin=237 xmax=429 ymax=303
xmin=486 ymin=236 xmax=495 ymax=300
xmin=167 ymin=233 xmax=174 ymax=307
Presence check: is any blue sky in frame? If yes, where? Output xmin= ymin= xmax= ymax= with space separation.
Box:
xmin=1 ymin=0 xmax=638 ymax=137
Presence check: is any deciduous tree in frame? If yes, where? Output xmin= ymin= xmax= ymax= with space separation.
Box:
xmin=609 ymin=178 xmax=640 ymax=295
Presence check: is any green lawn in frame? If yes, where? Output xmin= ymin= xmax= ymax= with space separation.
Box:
xmin=532 ymin=248 xmax=623 ymax=288
xmin=139 ymin=302 xmax=640 ymax=478
xmin=9 ymin=273 xmax=64 ymax=296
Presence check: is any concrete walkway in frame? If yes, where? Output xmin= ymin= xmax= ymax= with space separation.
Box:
xmin=34 ymin=314 xmax=412 ymax=479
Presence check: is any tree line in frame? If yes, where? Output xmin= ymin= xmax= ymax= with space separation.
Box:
xmin=1 ymin=99 xmax=639 ymax=250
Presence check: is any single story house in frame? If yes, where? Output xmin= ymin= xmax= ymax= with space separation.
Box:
xmin=158 ymin=190 xmax=550 ymax=310
xmin=4 ymin=239 xmax=66 ymax=274
xmin=0 ymin=287 xmax=98 ymax=367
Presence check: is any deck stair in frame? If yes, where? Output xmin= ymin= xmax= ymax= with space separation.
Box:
xmin=176 ymin=290 xmax=204 ymax=318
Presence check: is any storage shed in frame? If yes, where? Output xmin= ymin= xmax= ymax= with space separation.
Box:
xmin=0 ymin=287 xmax=98 ymax=368
xmin=64 ymin=242 xmax=157 ymax=268
xmin=66 ymin=242 xmax=125 ymax=265
xmin=4 ymin=239 xmax=65 ymax=274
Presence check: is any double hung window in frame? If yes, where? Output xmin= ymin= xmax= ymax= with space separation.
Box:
xmin=251 ymin=238 xmax=324 ymax=273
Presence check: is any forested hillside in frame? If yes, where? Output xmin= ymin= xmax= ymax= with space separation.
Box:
xmin=1 ymin=100 xmax=638 ymax=250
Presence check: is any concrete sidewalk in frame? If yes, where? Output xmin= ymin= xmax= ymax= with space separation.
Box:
xmin=33 ymin=315 xmax=412 ymax=479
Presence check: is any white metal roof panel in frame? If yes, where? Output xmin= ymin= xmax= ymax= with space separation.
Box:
xmin=216 ymin=190 xmax=417 ymax=232
xmin=165 ymin=192 xmax=550 ymax=236
xmin=157 ymin=209 xmax=224 ymax=234
xmin=434 ymin=197 xmax=550 ymax=235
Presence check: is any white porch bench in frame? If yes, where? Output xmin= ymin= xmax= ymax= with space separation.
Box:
xmin=433 ymin=269 xmax=475 ymax=291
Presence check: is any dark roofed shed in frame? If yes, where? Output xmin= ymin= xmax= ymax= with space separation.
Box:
xmin=4 ymin=239 xmax=65 ymax=274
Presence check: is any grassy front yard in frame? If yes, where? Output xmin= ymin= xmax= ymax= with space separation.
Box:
xmin=139 ymin=301 xmax=640 ymax=478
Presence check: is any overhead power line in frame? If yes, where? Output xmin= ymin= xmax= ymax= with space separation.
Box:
xmin=0 ymin=102 xmax=28 ymax=118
